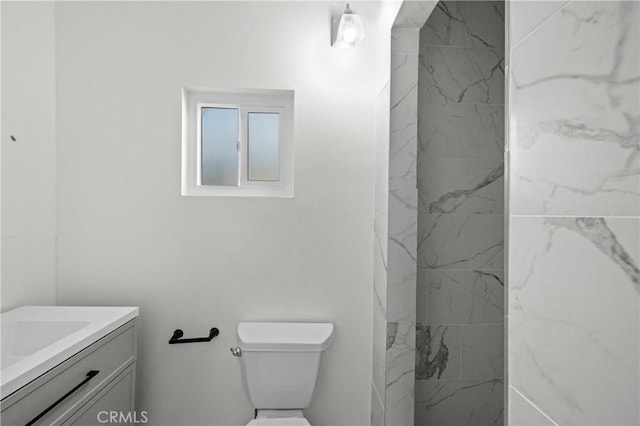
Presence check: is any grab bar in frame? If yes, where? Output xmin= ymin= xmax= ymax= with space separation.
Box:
xmin=168 ymin=327 xmax=219 ymax=344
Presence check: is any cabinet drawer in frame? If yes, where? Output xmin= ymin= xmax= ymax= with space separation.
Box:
xmin=63 ymin=365 xmax=135 ymax=426
xmin=1 ymin=321 xmax=136 ymax=426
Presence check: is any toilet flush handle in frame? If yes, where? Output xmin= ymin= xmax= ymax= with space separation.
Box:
xmin=230 ymin=346 xmax=242 ymax=357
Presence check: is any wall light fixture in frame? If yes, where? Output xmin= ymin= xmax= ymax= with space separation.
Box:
xmin=331 ymin=3 xmax=364 ymax=48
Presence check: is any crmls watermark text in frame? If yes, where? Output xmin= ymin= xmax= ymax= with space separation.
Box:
xmin=97 ymin=411 xmax=148 ymax=424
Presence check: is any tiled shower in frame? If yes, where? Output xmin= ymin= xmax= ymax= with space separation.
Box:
xmin=372 ymin=0 xmax=638 ymax=425
xmin=415 ymin=2 xmax=505 ymax=424
xmin=370 ymin=1 xmax=506 ymax=424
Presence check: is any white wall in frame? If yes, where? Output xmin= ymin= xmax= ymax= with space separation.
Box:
xmin=55 ymin=2 xmax=380 ymax=425
xmin=1 ymin=2 xmax=57 ymax=312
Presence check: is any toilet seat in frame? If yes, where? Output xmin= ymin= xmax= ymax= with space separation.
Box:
xmin=247 ymin=418 xmax=310 ymax=426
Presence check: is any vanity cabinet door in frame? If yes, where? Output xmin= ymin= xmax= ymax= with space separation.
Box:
xmin=62 ymin=365 xmax=136 ymax=426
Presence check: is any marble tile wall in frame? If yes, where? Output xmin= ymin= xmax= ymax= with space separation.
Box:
xmin=371 ymin=3 xmax=438 ymax=424
xmin=508 ymin=1 xmax=640 ymax=425
xmin=415 ymin=2 xmax=505 ymax=425
xmin=373 ymin=34 xmax=419 ymax=426
xmin=385 ymin=26 xmax=419 ymax=426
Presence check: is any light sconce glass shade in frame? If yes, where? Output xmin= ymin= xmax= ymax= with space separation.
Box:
xmin=332 ymin=4 xmax=364 ymax=48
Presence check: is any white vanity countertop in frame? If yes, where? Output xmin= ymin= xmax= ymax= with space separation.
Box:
xmin=0 ymin=306 xmax=138 ymax=399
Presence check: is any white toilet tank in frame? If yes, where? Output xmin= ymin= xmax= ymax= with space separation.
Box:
xmin=236 ymin=322 xmax=334 ymax=409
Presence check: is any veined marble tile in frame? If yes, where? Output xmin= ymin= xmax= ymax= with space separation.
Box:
xmin=461 ymin=324 xmax=503 ymax=379
xmin=415 ymin=378 xmax=504 ymax=426
xmin=421 ymin=1 xmax=505 ymax=50
xmin=416 ymin=268 xmax=428 ymax=324
xmin=418 ymin=157 xmax=504 ymax=214
xmin=510 ymin=1 xmax=640 ymax=216
xmin=374 ymin=211 xmax=388 ymax=265
xmin=385 ymin=321 xmax=415 ymax=426
xmin=425 ymin=269 xmax=504 ymax=325
xmin=386 ymin=269 xmax=416 ymax=324
xmin=373 ymin=217 xmax=387 ymax=318
xmin=418 ymin=214 xmax=504 ymax=270
xmin=415 ymin=324 xmax=461 ymax=380
xmin=509 ymin=387 xmax=556 ymax=426
xmin=462 ymin=1 xmax=504 ymax=49
xmin=388 ymin=187 xmax=417 ymax=249
xmin=387 ymin=188 xmax=417 ymax=323
xmin=509 ymin=216 xmax=640 ymax=425
xmin=371 ymin=382 xmax=385 ymax=426
xmin=393 ymin=0 xmax=438 ymax=30
xmin=391 ymin=28 xmax=419 ymax=55
xmin=419 ymin=46 xmax=504 ymax=105
xmin=372 ymin=298 xmax=387 ymax=402
xmin=418 ymin=102 xmax=504 ymax=160
xmin=509 ymin=1 xmax=567 ymax=47
xmin=390 ymin=53 xmax=418 ymax=189
xmin=420 ymin=1 xmax=467 ymax=48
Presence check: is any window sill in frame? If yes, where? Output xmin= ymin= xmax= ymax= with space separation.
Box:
xmin=181 ymin=185 xmax=294 ymax=198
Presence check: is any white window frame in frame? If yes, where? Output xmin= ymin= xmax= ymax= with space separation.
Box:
xmin=182 ymin=88 xmax=294 ymax=197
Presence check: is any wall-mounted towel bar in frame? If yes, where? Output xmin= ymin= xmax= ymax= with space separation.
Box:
xmin=168 ymin=327 xmax=219 ymax=344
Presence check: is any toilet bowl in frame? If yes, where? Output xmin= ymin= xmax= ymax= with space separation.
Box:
xmin=231 ymin=322 xmax=334 ymax=426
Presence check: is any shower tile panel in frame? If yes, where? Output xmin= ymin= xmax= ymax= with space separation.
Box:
xmin=509 ymin=387 xmax=556 ymax=426
xmin=393 ymin=1 xmax=439 ymax=31
xmin=418 ymin=213 xmax=504 ymax=270
xmin=372 ymin=299 xmax=387 ymax=404
xmin=461 ymin=1 xmax=505 ymax=49
xmin=508 ymin=1 xmax=567 ymax=47
xmin=420 ymin=1 xmax=505 ymax=50
xmin=420 ymin=1 xmax=468 ymax=48
xmin=371 ymin=382 xmax=385 ymax=426
xmin=418 ymin=157 xmax=504 ymax=215
xmin=416 ymin=269 xmax=428 ymax=324
xmin=415 ymin=324 xmax=461 ymax=380
xmin=374 ymin=211 xmax=388 ymax=268
xmin=387 ymin=188 xmax=417 ymax=322
xmin=416 ymin=1 xmax=505 ymax=424
xmin=509 ymin=216 xmax=640 ymax=426
xmin=390 ymin=53 xmax=418 ymax=189
xmin=425 ymin=269 xmax=504 ymax=325
xmin=419 ymin=46 xmax=504 ymax=105
xmin=510 ymin=1 xmax=640 ymax=217
xmin=386 ymin=267 xmax=416 ymax=324
xmin=388 ymin=187 xmax=418 ymax=244
xmin=373 ymin=220 xmax=388 ymax=317
xmin=415 ymin=378 xmax=504 ymax=426
xmin=385 ymin=320 xmax=416 ymax=426
xmin=391 ymin=28 xmax=419 ymax=55
xmin=418 ymin=102 xmax=504 ymax=160
xmin=461 ymin=324 xmax=504 ymax=379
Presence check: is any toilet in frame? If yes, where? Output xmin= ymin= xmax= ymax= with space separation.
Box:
xmin=231 ymin=322 xmax=334 ymax=426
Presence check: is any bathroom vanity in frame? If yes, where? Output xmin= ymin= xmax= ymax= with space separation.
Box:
xmin=1 ymin=306 xmax=138 ymax=425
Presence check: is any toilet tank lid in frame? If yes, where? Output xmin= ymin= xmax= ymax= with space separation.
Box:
xmin=237 ymin=322 xmax=334 ymax=352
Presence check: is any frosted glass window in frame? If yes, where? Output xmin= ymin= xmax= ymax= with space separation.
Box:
xmin=247 ymin=112 xmax=279 ymax=181
xmin=201 ymin=107 xmax=238 ymax=186
xmin=182 ymin=88 xmax=293 ymax=197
